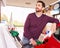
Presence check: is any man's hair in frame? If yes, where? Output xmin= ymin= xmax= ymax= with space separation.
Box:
xmin=37 ymin=0 xmax=45 ymax=7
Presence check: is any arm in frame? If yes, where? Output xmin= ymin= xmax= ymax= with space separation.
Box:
xmin=48 ymin=16 xmax=59 ymax=24
xmin=51 ymin=23 xmax=56 ymax=33
xmin=48 ymin=17 xmax=59 ymax=33
xmin=24 ymin=14 xmax=32 ymax=39
xmin=42 ymin=23 xmax=57 ymax=34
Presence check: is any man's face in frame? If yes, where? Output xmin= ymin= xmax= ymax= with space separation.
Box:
xmin=35 ymin=2 xmax=43 ymax=12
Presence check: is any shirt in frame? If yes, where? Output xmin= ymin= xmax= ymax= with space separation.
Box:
xmin=23 ymin=13 xmax=59 ymax=40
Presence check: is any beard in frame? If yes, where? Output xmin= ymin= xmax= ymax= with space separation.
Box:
xmin=36 ymin=10 xmax=41 ymax=12
xmin=36 ymin=8 xmax=42 ymax=12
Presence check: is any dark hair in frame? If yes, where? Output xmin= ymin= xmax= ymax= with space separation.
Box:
xmin=37 ymin=0 xmax=45 ymax=7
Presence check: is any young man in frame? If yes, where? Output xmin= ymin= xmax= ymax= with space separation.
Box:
xmin=22 ymin=1 xmax=59 ymax=48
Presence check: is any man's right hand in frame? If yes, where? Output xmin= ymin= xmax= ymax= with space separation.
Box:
xmin=30 ymin=38 xmax=37 ymax=46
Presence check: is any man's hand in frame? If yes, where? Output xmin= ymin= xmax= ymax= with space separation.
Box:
xmin=30 ymin=38 xmax=37 ymax=46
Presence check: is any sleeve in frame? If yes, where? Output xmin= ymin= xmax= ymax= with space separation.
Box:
xmin=24 ymin=14 xmax=32 ymax=39
xmin=48 ymin=16 xmax=59 ymax=24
